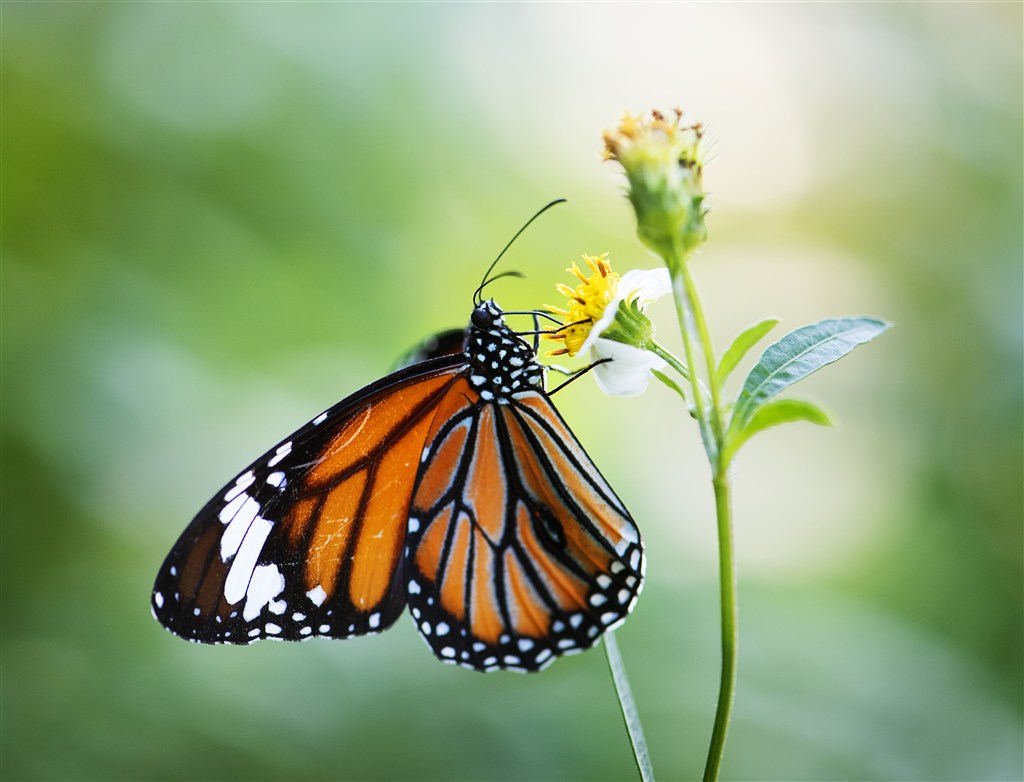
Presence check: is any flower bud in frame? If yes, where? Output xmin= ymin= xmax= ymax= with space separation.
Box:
xmin=603 ymin=109 xmax=708 ymax=267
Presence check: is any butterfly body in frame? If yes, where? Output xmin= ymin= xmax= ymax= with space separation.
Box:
xmin=153 ymin=300 xmax=643 ymax=672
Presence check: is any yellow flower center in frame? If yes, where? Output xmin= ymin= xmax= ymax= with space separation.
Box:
xmin=545 ymin=254 xmax=620 ymax=357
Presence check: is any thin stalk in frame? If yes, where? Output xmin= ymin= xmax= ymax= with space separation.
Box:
xmin=702 ymin=470 xmax=737 ymax=781
xmin=679 ymin=264 xmax=724 ymax=443
xmin=604 ymin=631 xmax=655 ymax=782
xmin=666 ymin=250 xmax=738 ymax=781
xmin=668 ymin=269 xmax=716 ymax=461
xmin=648 ymin=340 xmax=711 ymax=409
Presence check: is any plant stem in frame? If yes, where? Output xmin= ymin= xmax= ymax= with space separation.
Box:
xmin=679 ymin=264 xmax=724 ymax=444
xmin=669 ymin=268 xmax=716 ymax=461
xmin=702 ymin=469 xmax=737 ymax=781
xmin=604 ymin=631 xmax=655 ymax=782
xmin=666 ymin=252 xmax=738 ymax=781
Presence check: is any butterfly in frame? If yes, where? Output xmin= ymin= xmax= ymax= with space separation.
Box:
xmin=152 ymin=214 xmax=644 ymax=673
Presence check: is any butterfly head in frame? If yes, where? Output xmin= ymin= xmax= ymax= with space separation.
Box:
xmin=466 ymin=300 xmax=545 ymax=401
xmin=469 ymin=299 xmax=505 ymax=331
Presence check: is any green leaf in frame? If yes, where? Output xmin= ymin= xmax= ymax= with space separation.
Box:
xmin=731 ymin=316 xmax=890 ymax=433
xmin=716 ymin=317 xmax=781 ymax=385
xmin=725 ymin=398 xmax=833 ymax=462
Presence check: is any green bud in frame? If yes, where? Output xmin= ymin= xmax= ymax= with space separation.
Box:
xmin=603 ymin=109 xmax=709 ymax=268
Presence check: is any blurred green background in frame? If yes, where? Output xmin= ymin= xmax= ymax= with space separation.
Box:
xmin=3 ymin=3 xmax=1021 ymax=780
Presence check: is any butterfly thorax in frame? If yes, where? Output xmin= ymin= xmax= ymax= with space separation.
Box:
xmin=465 ymin=300 xmax=545 ymax=402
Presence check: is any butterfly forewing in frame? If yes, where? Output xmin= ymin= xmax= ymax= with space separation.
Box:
xmin=152 ymin=355 xmax=465 ymax=644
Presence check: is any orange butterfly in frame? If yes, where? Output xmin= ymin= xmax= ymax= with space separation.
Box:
xmin=152 ymin=220 xmax=644 ymax=673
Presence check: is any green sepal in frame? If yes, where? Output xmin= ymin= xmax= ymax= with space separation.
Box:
xmin=716 ymin=317 xmax=781 ymax=386
xmin=730 ymin=316 xmax=890 ymax=435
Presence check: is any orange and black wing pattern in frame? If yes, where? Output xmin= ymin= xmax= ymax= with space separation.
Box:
xmin=151 ymin=353 xmax=466 ymax=644
xmin=153 ymin=299 xmax=645 ymax=672
xmin=405 ymin=387 xmax=643 ymax=672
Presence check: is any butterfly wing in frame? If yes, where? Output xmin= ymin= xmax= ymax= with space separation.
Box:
xmin=405 ymin=388 xmax=644 ymax=672
xmin=391 ymin=328 xmax=467 ymax=371
xmin=152 ymin=354 xmax=466 ymax=644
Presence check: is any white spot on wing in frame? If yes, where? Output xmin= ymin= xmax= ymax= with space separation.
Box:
xmin=224 ymin=471 xmax=255 ymax=503
xmin=220 ymin=496 xmax=260 ymax=561
xmin=241 ymin=563 xmax=285 ymax=621
xmin=312 ymin=412 xmax=328 ymax=425
xmin=306 ymin=585 xmax=327 ymax=606
xmin=268 ymin=441 xmax=292 ymax=467
xmin=266 ymin=471 xmax=286 ymax=487
xmin=218 ymin=492 xmax=249 ymax=524
xmin=224 ymin=516 xmax=274 ymax=604
xmin=154 ymin=592 xmax=164 ymax=609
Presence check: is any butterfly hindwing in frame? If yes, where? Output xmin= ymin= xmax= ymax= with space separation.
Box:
xmin=405 ymin=386 xmax=644 ymax=672
xmin=151 ymin=355 xmax=465 ymax=644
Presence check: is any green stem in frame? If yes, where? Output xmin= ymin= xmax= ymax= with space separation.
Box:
xmin=702 ymin=469 xmax=737 ymax=781
xmin=604 ymin=631 xmax=655 ymax=782
xmin=648 ymin=340 xmax=711 ymax=407
xmin=665 ymin=250 xmax=737 ymax=781
xmin=668 ymin=270 xmax=716 ymax=460
xmin=679 ymin=264 xmax=725 ymax=444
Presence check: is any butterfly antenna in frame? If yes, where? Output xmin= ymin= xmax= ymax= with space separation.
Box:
xmin=473 ymin=198 xmax=567 ymax=305
xmin=475 ymin=270 xmax=526 ymax=300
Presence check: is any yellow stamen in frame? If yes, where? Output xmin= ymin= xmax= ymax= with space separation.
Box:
xmin=544 ymin=253 xmax=620 ymax=357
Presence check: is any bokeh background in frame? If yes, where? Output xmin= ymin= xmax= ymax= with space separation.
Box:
xmin=4 ymin=3 xmax=1021 ymax=780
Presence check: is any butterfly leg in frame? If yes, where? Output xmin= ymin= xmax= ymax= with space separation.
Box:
xmin=547 ymin=358 xmax=613 ymax=395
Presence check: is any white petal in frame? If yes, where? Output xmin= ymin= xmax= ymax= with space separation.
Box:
xmin=618 ymin=268 xmax=671 ymax=307
xmin=580 ymin=303 xmax=619 ymax=356
xmin=591 ymin=338 xmax=667 ymax=396
xmin=579 ymin=268 xmax=671 ymax=357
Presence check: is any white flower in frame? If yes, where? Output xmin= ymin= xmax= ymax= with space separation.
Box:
xmin=547 ymin=258 xmax=670 ymax=397
xmin=590 ymin=338 xmax=667 ymax=396
xmin=583 ymin=268 xmax=670 ymax=396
